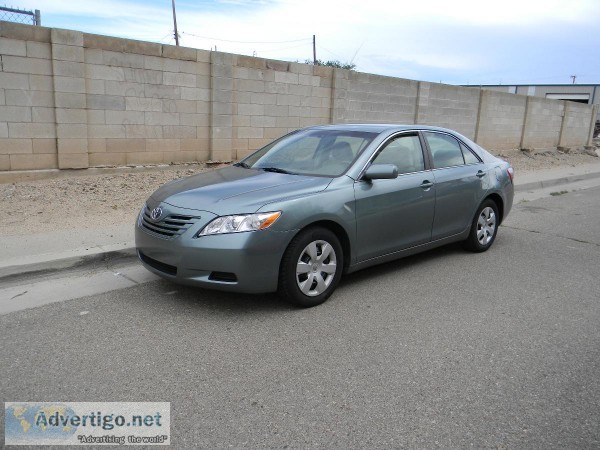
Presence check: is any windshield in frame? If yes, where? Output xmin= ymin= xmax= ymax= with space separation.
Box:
xmin=239 ymin=129 xmax=378 ymax=177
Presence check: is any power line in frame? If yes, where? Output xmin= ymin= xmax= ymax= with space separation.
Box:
xmin=254 ymin=42 xmax=311 ymax=54
xmin=316 ymin=44 xmax=346 ymax=61
xmin=182 ymin=32 xmax=311 ymax=45
xmin=158 ymin=31 xmax=174 ymax=43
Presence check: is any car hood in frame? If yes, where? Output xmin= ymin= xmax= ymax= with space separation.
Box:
xmin=149 ymin=166 xmax=332 ymax=215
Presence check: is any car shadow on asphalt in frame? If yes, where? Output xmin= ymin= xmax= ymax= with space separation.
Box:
xmin=339 ymin=242 xmax=465 ymax=289
xmin=136 ymin=242 xmax=467 ymax=315
xmin=146 ymin=279 xmax=291 ymax=314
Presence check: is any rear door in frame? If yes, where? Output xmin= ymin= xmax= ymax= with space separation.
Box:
xmin=354 ymin=133 xmax=436 ymax=261
xmin=422 ymin=131 xmax=487 ymax=240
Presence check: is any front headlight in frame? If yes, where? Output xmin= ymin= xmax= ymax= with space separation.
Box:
xmin=196 ymin=211 xmax=281 ymax=237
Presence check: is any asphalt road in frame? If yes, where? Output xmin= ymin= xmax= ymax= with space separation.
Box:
xmin=2 ymin=187 xmax=600 ymax=448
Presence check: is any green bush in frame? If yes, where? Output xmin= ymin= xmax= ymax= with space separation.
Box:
xmin=305 ymin=59 xmax=356 ymax=70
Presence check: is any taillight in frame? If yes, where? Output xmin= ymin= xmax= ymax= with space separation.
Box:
xmin=507 ymin=167 xmax=514 ymax=183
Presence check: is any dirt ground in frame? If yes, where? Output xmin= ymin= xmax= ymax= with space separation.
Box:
xmin=1 ymin=147 xmax=598 ymax=236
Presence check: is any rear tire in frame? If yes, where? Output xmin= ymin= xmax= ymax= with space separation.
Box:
xmin=278 ymin=227 xmax=343 ymax=307
xmin=462 ymin=199 xmax=499 ymax=253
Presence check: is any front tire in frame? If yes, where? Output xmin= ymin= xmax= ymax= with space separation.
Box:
xmin=278 ymin=227 xmax=343 ymax=307
xmin=463 ymin=199 xmax=499 ymax=252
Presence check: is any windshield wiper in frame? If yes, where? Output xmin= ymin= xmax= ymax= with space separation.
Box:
xmin=233 ymin=162 xmax=251 ymax=169
xmin=260 ymin=167 xmax=295 ymax=174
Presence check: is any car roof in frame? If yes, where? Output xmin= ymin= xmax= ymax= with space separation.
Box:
xmin=304 ymin=123 xmax=457 ymax=134
xmin=302 ymin=123 xmax=498 ymax=163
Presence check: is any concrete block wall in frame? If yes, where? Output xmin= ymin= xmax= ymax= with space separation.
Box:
xmin=475 ymin=90 xmax=527 ymax=150
xmin=559 ymin=101 xmax=594 ymax=148
xmin=0 ymin=21 xmax=596 ymax=172
xmin=521 ymin=97 xmax=564 ymax=150
xmin=83 ymin=33 xmax=212 ymax=167
xmin=52 ymin=28 xmax=88 ymax=169
xmin=0 ymin=23 xmax=57 ymax=171
xmin=230 ymin=56 xmax=332 ymax=159
xmin=0 ymin=22 xmax=214 ymax=170
xmin=210 ymin=51 xmax=233 ymax=162
xmin=416 ymin=82 xmax=481 ymax=139
xmin=340 ymin=72 xmax=419 ymax=124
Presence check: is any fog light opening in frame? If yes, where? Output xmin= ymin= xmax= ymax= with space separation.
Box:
xmin=209 ymin=272 xmax=238 ymax=283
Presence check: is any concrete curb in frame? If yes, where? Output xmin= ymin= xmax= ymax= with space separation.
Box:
xmin=515 ymin=170 xmax=600 ymax=192
xmin=0 ymin=248 xmax=137 ymax=285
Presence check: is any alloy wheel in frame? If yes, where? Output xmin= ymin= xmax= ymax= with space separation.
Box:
xmin=477 ymin=206 xmax=496 ymax=245
xmin=295 ymin=240 xmax=337 ymax=297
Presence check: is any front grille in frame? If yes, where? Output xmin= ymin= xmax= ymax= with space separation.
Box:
xmin=138 ymin=251 xmax=177 ymax=276
xmin=141 ymin=205 xmax=200 ymax=238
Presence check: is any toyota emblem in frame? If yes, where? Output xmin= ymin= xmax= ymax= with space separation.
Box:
xmin=150 ymin=207 xmax=163 ymax=221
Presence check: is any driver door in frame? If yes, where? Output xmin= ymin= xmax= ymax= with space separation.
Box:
xmin=354 ymin=133 xmax=436 ymax=262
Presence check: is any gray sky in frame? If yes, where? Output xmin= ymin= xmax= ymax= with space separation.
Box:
xmin=12 ymin=0 xmax=600 ymax=85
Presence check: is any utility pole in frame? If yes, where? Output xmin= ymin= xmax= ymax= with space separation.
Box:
xmin=313 ymin=35 xmax=317 ymax=64
xmin=570 ymin=74 xmax=576 ymax=84
xmin=172 ymin=0 xmax=180 ymax=46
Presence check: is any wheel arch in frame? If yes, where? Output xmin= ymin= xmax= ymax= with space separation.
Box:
xmin=485 ymin=192 xmax=505 ymax=224
xmin=284 ymin=220 xmax=352 ymax=273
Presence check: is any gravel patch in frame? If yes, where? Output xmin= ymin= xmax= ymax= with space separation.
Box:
xmin=495 ymin=147 xmax=599 ymax=171
xmin=0 ymin=164 xmax=215 ymax=236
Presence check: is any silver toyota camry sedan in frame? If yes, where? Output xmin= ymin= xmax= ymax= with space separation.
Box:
xmin=136 ymin=124 xmax=514 ymax=307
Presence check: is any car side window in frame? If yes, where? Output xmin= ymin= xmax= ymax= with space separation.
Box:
xmin=460 ymin=143 xmax=481 ymax=165
xmin=373 ymin=135 xmax=425 ymax=174
xmin=424 ymin=132 xmax=465 ymax=169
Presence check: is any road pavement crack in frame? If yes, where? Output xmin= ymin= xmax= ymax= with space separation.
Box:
xmin=503 ymin=225 xmax=600 ymax=247
xmin=10 ymin=291 xmax=28 ymax=300
xmin=113 ymin=272 xmax=138 ymax=284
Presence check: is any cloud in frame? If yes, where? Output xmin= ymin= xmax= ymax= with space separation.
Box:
xmin=10 ymin=0 xmax=600 ymax=84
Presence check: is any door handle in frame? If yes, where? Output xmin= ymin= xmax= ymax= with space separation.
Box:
xmin=476 ymin=170 xmax=486 ymax=178
xmin=420 ymin=180 xmax=434 ymax=189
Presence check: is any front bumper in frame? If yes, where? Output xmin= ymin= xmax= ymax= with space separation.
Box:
xmin=135 ymin=205 xmax=295 ymax=294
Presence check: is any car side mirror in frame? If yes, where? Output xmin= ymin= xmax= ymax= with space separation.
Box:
xmin=363 ymin=164 xmax=399 ymax=180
